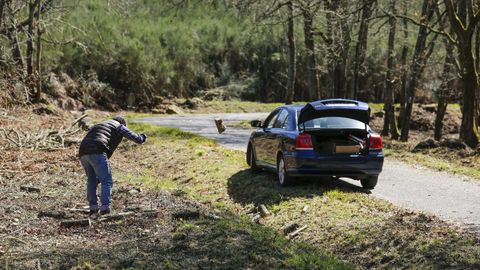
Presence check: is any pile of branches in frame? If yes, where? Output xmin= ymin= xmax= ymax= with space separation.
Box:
xmin=0 ymin=114 xmax=89 ymax=151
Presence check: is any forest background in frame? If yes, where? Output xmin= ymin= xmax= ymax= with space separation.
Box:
xmin=0 ymin=0 xmax=478 ymax=146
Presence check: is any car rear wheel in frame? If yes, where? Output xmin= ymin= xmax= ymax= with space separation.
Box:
xmin=247 ymin=144 xmax=260 ymax=173
xmin=277 ymin=155 xmax=293 ymax=187
xmin=361 ymin=176 xmax=378 ymax=189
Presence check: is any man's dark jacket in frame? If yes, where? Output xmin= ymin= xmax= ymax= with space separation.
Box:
xmin=79 ymin=120 xmax=123 ymax=158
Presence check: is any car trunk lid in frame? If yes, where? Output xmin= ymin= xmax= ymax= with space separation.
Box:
xmin=298 ymin=99 xmax=370 ymax=126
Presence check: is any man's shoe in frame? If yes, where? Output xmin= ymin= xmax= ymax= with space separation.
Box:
xmin=88 ymin=209 xmax=99 ymax=216
xmin=100 ymin=208 xmax=111 ymax=215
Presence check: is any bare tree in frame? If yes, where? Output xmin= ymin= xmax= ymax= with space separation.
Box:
xmin=434 ymin=35 xmax=455 ymax=141
xmin=398 ymin=0 xmax=409 ymax=127
xmin=299 ymin=0 xmax=321 ymax=100
xmin=383 ymin=0 xmax=399 ymax=139
xmin=352 ymin=0 xmax=375 ymax=99
xmin=285 ymin=0 xmax=296 ymax=104
xmin=400 ymin=0 xmax=437 ymax=141
xmin=443 ymin=0 xmax=480 ymax=147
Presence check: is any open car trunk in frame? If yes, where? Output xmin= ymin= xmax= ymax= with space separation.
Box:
xmin=306 ymin=129 xmax=369 ymax=155
xmin=298 ymin=99 xmax=372 ymax=155
xmin=306 ymin=129 xmax=368 ymax=155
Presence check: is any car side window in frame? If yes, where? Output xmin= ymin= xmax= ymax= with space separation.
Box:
xmin=273 ymin=109 xmax=289 ymax=129
xmin=265 ymin=111 xmax=280 ymax=128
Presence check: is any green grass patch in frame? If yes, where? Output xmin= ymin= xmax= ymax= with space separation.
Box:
xmin=385 ymin=146 xmax=480 ymax=179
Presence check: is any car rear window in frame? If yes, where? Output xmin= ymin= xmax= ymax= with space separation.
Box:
xmin=302 ymin=117 xmax=365 ymax=129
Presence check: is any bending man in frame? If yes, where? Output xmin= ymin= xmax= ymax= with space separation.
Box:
xmin=78 ymin=116 xmax=146 ymax=215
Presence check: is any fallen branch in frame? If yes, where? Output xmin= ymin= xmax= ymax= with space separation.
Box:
xmin=20 ymin=186 xmax=41 ymax=193
xmin=286 ymin=225 xmax=308 ymax=240
xmin=172 ymin=210 xmax=200 ymax=220
xmin=281 ymin=222 xmax=299 ymax=235
xmin=38 ymin=210 xmax=67 ymax=219
xmin=97 ymin=212 xmax=135 ymax=222
xmin=70 ymin=113 xmax=88 ymax=128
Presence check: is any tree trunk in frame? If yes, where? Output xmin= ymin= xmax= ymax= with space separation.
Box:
xmin=398 ymin=0 xmax=409 ymax=128
xmin=458 ymin=38 xmax=480 ymax=147
xmin=35 ymin=0 xmax=42 ymax=102
xmin=324 ymin=0 xmax=335 ymax=97
xmin=26 ymin=0 xmax=36 ymax=76
xmin=7 ymin=28 xmax=24 ymax=69
xmin=352 ymin=0 xmax=373 ymax=99
xmin=337 ymin=2 xmax=351 ymax=99
xmin=443 ymin=0 xmax=480 ymax=147
xmin=285 ymin=1 xmax=296 ymax=104
xmin=434 ymin=40 xmax=454 ymax=141
xmin=383 ymin=0 xmax=400 ymax=139
xmin=400 ymin=0 xmax=436 ymax=141
xmin=303 ymin=9 xmax=319 ymax=100
xmin=0 ymin=0 xmax=6 ymax=27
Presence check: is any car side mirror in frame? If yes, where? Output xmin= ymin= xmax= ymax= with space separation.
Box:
xmin=250 ymin=120 xmax=263 ymax=128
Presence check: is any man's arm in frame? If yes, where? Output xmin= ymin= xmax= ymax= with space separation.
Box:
xmin=116 ymin=125 xmax=147 ymax=144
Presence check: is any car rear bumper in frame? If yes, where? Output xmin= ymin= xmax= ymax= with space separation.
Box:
xmin=284 ymin=150 xmax=384 ymax=178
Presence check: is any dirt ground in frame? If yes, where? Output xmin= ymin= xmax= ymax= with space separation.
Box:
xmin=0 ymin=108 xmax=198 ymax=268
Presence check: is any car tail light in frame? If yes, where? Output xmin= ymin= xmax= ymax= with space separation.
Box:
xmin=296 ymin=133 xmax=313 ymax=150
xmin=369 ymin=134 xmax=383 ymax=150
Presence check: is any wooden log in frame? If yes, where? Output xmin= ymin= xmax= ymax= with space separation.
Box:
xmin=258 ymin=204 xmax=270 ymax=217
xmin=286 ymin=225 xmax=308 ymax=240
xmin=172 ymin=210 xmax=200 ymax=220
xmin=281 ymin=222 xmax=299 ymax=235
xmin=251 ymin=214 xmax=261 ymax=223
xmin=301 ymin=205 xmax=309 ymax=214
xmin=60 ymin=218 xmax=91 ymax=228
xmin=214 ymin=118 xmax=226 ymax=134
xmin=98 ymin=212 xmax=135 ymax=222
xmin=38 ymin=210 xmax=67 ymax=219
xmin=20 ymin=186 xmax=40 ymax=193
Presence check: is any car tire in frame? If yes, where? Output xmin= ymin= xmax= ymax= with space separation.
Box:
xmin=277 ymin=155 xmax=293 ymax=187
xmin=361 ymin=176 xmax=378 ymax=189
xmin=247 ymin=144 xmax=260 ymax=173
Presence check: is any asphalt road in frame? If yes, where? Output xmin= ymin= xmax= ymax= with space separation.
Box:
xmin=135 ymin=113 xmax=480 ymax=233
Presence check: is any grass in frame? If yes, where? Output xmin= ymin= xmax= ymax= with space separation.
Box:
xmin=196 ymin=100 xmax=286 ymax=113
xmin=115 ymin=121 xmax=480 ymax=269
xmin=383 ymin=138 xmax=480 ymax=180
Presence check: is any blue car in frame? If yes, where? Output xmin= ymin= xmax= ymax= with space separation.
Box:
xmin=246 ymin=99 xmax=384 ymax=189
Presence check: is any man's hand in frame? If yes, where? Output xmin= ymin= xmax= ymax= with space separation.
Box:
xmin=141 ymin=134 xmax=147 ymax=143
